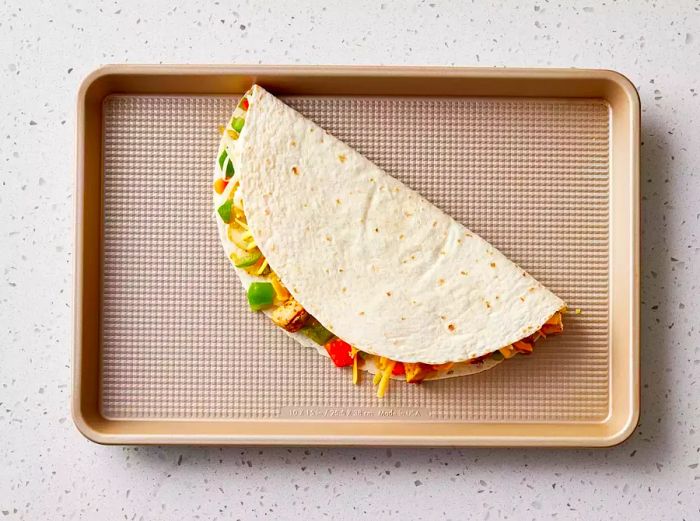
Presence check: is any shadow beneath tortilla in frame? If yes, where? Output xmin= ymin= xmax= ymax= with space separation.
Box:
xmin=120 ymin=114 xmax=674 ymax=474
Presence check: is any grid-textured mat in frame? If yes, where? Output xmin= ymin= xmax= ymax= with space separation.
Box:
xmin=101 ymin=94 xmax=609 ymax=421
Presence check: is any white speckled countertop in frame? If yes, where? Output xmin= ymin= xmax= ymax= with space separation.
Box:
xmin=1 ymin=0 xmax=698 ymax=519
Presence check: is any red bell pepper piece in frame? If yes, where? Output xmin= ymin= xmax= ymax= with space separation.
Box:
xmin=324 ymin=338 xmax=354 ymax=367
xmin=392 ymin=362 xmax=405 ymax=375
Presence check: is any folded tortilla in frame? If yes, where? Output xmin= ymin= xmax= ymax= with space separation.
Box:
xmin=213 ymin=85 xmax=565 ymax=388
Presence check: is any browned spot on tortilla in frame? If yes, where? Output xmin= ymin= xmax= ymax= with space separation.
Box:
xmin=460 ymin=271 xmax=468 ymax=276
xmin=520 ymin=296 xmax=525 ymax=302
xmin=293 ymin=287 xmax=299 ymax=293
xmin=432 ymin=221 xmax=437 ymax=227
xmin=495 ymin=295 xmax=500 ymax=300
xmin=528 ymin=287 xmax=535 ymax=292
xmin=371 ymin=265 xmax=379 ymax=272
xmin=369 ymin=178 xmax=375 ymax=183
xmin=341 ymin=287 xmax=347 ymax=293
xmin=325 ymin=235 xmax=332 ymax=242
xmin=338 ymin=268 xmax=344 ymax=273
xmin=464 ymin=233 xmax=472 ymax=237
xmin=484 ymin=300 xmax=491 ymax=309
xmin=291 ymin=166 xmax=299 ymax=175
xmin=290 ymin=140 xmax=297 ymax=147
xmin=338 ymin=154 xmax=347 ymax=163
xmin=359 ymin=311 xmax=365 ymax=316
xmin=336 ymin=198 xmax=342 ymax=205
xmin=437 ymin=278 xmax=445 ymax=286
xmin=490 ymin=262 xmax=496 ymax=268
xmin=399 ymin=234 xmax=405 ymax=240
xmin=404 ymin=211 xmax=413 ymax=218
xmin=264 ymin=208 xmax=271 ymax=215
xmin=440 ymin=315 xmax=446 ymax=320
xmin=457 ymin=239 xmax=462 ymax=244
xmin=386 ymin=291 xmax=392 ymax=297
xmin=374 ymin=227 xmax=379 ymax=233
xmin=401 ymin=316 xmax=406 ymax=321
xmin=410 ymin=255 xmax=416 ymax=260
xmin=440 ymin=250 xmax=446 ymax=255
xmin=448 ymin=324 xmax=456 ymax=332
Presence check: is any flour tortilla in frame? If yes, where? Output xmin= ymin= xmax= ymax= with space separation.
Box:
xmin=214 ymin=85 xmax=564 ymax=374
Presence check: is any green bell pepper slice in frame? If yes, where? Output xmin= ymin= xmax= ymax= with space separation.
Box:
xmin=231 ymin=117 xmax=245 ymax=133
xmin=247 ymin=282 xmax=274 ymax=311
xmin=218 ymin=148 xmax=228 ymax=170
xmin=231 ymin=250 xmax=261 ymax=268
xmin=217 ymin=200 xmax=233 ymax=223
xmin=299 ymin=320 xmax=335 ymax=345
xmin=225 ymin=158 xmax=235 ymax=179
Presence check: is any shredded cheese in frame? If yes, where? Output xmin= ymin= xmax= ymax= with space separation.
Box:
xmin=377 ymin=361 xmax=395 ymax=398
xmin=372 ymin=367 xmax=382 ymax=386
xmin=269 ymin=272 xmax=290 ymax=302
xmin=255 ymin=258 xmax=268 ymax=275
xmin=431 ymin=362 xmax=454 ymax=373
xmin=499 ymin=346 xmax=516 ymax=359
xmin=351 ymin=347 xmax=359 ymax=385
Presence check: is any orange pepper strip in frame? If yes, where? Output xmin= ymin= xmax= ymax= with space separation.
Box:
xmin=213 ymin=178 xmax=228 ymax=194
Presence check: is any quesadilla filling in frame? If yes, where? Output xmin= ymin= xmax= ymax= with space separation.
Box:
xmin=214 ymin=93 xmax=564 ymax=398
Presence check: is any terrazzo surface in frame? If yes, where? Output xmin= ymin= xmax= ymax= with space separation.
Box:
xmin=1 ymin=0 xmax=698 ymax=519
